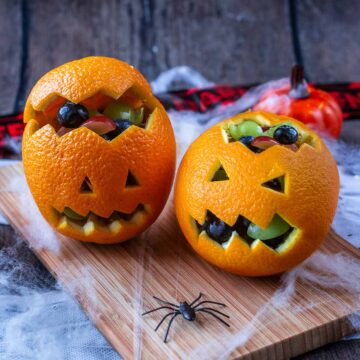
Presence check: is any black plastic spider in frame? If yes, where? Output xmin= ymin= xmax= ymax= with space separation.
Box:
xmin=142 ymin=293 xmax=230 ymax=343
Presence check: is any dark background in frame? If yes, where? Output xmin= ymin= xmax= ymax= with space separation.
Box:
xmin=1 ymin=0 xmax=360 ymax=115
xmin=0 ymin=1 xmax=360 ymax=359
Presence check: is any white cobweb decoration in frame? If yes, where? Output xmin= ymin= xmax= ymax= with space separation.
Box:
xmin=0 ymin=68 xmax=359 ymax=359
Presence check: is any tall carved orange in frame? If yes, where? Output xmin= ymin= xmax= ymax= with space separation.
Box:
xmin=23 ymin=57 xmax=176 ymax=244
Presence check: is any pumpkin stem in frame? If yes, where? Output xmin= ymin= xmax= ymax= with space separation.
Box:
xmin=289 ymin=64 xmax=310 ymax=99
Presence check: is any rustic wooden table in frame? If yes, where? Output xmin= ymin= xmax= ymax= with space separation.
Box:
xmin=0 ymin=1 xmax=359 ymax=359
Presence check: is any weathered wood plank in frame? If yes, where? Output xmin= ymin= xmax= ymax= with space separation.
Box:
xmin=23 ymin=0 xmax=135 ymax=103
xmin=297 ymin=0 xmax=360 ymax=82
xmin=137 ymin=0 xmax=294 ymax=82
xmin=20 ymin=0 xmax=294 ymax=108
xmin=0 ymin=0 xmax=22 ymax=113
xmin=2 ymin=0 xmax=360 ymax=114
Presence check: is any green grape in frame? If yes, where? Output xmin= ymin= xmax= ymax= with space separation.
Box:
xmin=103 ymin=102 xmax=135 ymax=122
xmin=229 ymin=123 xmax=241 ymax=140
xmin=238 ymin=120 xmax=263 ymax=137
xmin=133 ymin=107 xmax=144 ymax=125
xmin=64 ymin=207 xmax=87 ymax=221
xmin=104 ymin=102 xmax=145 ymax=125
xmin=247 ymin=214 xmax=290 ymax=240
xmin=264 ymin=122 xmax=294 ymax=138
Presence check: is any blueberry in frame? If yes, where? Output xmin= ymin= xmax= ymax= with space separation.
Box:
xmin=102 ymin=119 xmax=133 ymax=141
xmin=273 ymin=125 xmax=298 ymax=145
xmin=239 ymin=136 xmax=255 ymax=147
xmin=57 ymin=101 xmax=89 ymax=128
xmin=205 ymin=213 xmax=232 ymax=244
xmin=115 ymin=119 xmax=133 ymax=132
xmin=239 ymin=136 xmax=262 ymax=153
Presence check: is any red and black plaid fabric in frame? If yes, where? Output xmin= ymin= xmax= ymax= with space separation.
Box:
xmin=157 ymin=82 xmax=360 ymax=118
xmin=0 ymin=113 xmax=25 ymax=158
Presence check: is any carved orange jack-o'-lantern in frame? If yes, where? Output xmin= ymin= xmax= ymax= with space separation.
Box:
xmin=23 ymin=57 xmax=176 ymax=244
xmin=175 ymin=111 xmax=339 ymax=276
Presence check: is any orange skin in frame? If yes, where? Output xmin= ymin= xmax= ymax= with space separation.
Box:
xmin=175 ymin=111 xmax=339 ymax=277
xmin=254 ymin=85 xmax=343 ymax=138
xmin=23 ymin=57 xmax=176 ymax=244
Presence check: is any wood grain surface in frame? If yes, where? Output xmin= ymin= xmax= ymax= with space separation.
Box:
xmin=1 ymin=0 xmax=360 ymax=115
xmin=0 ymin=163 xmax=359 ymax=359
xmin=297 ymin=0 xmax=360 ymax=82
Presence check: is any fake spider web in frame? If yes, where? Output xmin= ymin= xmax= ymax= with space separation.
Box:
xmin=0 ymin=67 xmax=359 ymax=360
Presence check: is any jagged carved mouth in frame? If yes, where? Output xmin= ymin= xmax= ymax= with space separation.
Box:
xmin=194 ymin=211 xmax=298 ymax=252
xmin=53 ymin=203 xmax=149 ymax=236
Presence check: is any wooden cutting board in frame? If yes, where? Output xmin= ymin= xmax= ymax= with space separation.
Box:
xmin=0 ymin=163 xmax=359 ymax=359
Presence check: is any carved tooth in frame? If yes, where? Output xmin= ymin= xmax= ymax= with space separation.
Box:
xmin=250 ymin=239 xmax=265 ymax=250
xmin=221 ymin=231 xmax=251 ymax=249
xmin=109 ymin=220 xmax=122 ymax=234
xmin=251 ymin=239 xmax=279 ymax=254
xmin=58 ymin=215 xmax=84 ymax=232
xmin=224 ymin=232 xmax=252 ymax=254
xmin=221 ymin=231 xmax=237 ymax=249
xmin=83 ymin=220 xmax=96 ymax=235
xmin=83 ymin=213 xmax=110 ymax=235
xmin=58 ymin=216 xmax=68 ymax=230
xmin=130 ymin=210 xmax=146 ymax=225
xmin=276 ymin=228 xmax=300 ymax=253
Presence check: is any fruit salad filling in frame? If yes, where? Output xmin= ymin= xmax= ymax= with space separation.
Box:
xmin=195 ymin=211 xmax=295 ymax=251
xmin=56 ymin=98 xmax=149 ymax=140
xmin=226 ymin=119 xmax=311 ymax=153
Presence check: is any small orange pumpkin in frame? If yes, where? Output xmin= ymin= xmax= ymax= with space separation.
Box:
xmin=254 ymin=65 xmax=343 ymax=138
xmin=175 ymin=111 xmax=339 ymax=276
xmin=23 ymin=56 xmax=176 ymax=244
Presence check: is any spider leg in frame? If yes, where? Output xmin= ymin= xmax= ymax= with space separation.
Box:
xmin=189 ymin=292 xmax=203 ymax=306
xmin=155 ymin=311 xmax=179 ymax=332
xmin=193 ymin=300 xmax=226 ymax=309
xmin=153 ymin=296 xmax=179 ymax=308
xmin=142 ymin=306 xmax=177 ymax=316
xmin=164 ymin=312 xmax=180 ymax=343
xmin=195 ymin=307 xmax=230 ymax=318
xmin=197 ymin=309 xmax=230 ymax=327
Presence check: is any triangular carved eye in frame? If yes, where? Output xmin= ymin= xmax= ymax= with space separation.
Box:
xmin=80 ymin=177 xmax=93 ymax=193
xmin=211 ymin=165 xmax=229 ymax=182
xmin=126 ymin=171 xmax=140 ymax=187
xmin=262 ymin=175 xmax=285 ymax=193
